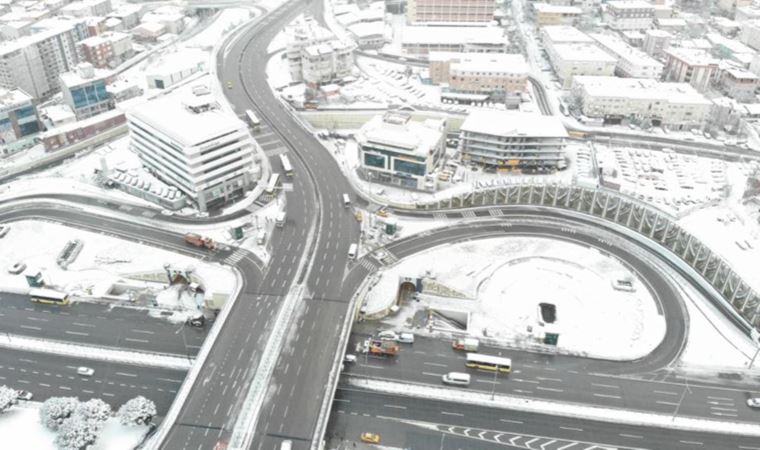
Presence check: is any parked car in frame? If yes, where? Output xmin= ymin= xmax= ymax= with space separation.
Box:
xmin=77 ymin=367 xmax=94 ymax=376
xmin=747 ymin=398 xmax=760 ymax=408
xmin=7 ymin=262 xmax=26 ymax=275
xmin=16 ymin=390 xmax=33 ymax=401
xmin=343 ymin=354 xmax=357 ymax=363
xmin=360 ymin=432 xmax=381 ymax=444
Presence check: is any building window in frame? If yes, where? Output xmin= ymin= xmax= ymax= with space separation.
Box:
xmin=393 ymin=158 xmax=425 ymax=176
xmin=364 ymin=153 xmax=386 ymax=168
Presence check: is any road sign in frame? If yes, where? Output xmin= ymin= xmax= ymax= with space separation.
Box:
xmin=544 ymin=332 xmax=559 ymax=346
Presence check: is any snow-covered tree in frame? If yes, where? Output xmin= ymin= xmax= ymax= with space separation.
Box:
xmin=117 ymin=396 xmax=156 ymax=426
xmin=54 ymin=416 xmax=98 ymax=450
xmin=76 ymin=399 xmax=111 ymax=426
xmin=39 ymin=397 xmax=79 ymax=431
xmin=0 ymin=386 xmax=18 ymax=413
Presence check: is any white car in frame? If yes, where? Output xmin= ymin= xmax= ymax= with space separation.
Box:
xmin=77 ymin=367 xmax=94 ymax=376
xmin=747 ymin=398 xmax=760 ymax=408
xmin=343 ymin=354 xmax=357 ymax=363
xmin=377 ymin=330 xmax=399 ymax=341
xmin=7 ymin=262 xmax=26 ymax=275
xmin=16 ymin=390 xmax=33 ymax=401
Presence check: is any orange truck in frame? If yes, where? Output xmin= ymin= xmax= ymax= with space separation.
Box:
xmin=184 ymin=233 xmax=217 ymax=250
xmin=367 ymin=339 xmax=399 ymax=357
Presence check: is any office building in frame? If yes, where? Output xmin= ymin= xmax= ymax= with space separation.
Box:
xmin=458 ymin=110 xmax=568 ymax=172
xmin=428 ymin=52 xmax=529 ymax=95
xmin=0 ymin=88 xmax=40 ymax=154
xmin=60 ymin=63 xmax=113 ymax=120
xmin=603 ymin=0 xmax=654 ymax=30
xmin=571 ymin=76 xmax=711 ymax=129
xmin=406 ymin=0 xmax=496 ymax=24
xmin=78 ymin=31 xmax=132 ymax=68
xmin=357 ymin=112 xmax=446 ymax=191
xmin=663 ymin=47 xmax=718 ymax=92
xmin=127 ymin=91 xmax=257 ymax=212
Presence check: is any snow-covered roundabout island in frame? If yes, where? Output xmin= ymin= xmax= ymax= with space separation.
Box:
xmin=363 ymin=237 xmax=666 ymax=361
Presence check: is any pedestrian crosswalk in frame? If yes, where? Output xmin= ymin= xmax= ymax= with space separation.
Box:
xmin=489 ymin=208 xmax=504 ymax=217
xmin=225 ymin=248 xmax=248 ymax=265
xmin=433 ymin=212 xmax=448 ymax=220
xmin=461 ymin=210 xmax=476 ymax=218
xmin=358 ymin=259 xmax=377 ymax=272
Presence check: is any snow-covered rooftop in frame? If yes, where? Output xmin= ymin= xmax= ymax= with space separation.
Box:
xmin=0 ymin=87 xmax=32 ymax=107
xmin=438 ymin=52 xmax=529 ymax=74
xmin=127 ymin=92 xmax=247 ymax=147
xmin=552 ymin=43 xmax=617 ymax=63
xmin=541 ymin=25 xmax=594 ymax=44
xmin=401 ymin=25 xmax=506 ymax=46
xmin=533 ymin=3 xmax=583 ymax=13
xmin=573 ymin=76 xmax=712 ymax=104
xmin=358 ymin=112 xmax=444 ymax=158
xmin=607 ymin=0 xmax=654 ymax=9
xmin=461 ymin=109 xmax=568 ymax=139
xmin=664 ymin=47 xmax=719 ymax=67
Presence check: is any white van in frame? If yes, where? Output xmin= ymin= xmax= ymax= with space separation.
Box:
xmin=280 ymin=440 xmax=292 ymax=450
xmin=442 ymin=372 xmax=470 ymax=386
xmin=348 ymin=243 xmax=357 ymax=259
xmin=275 ymin=211 xmax=286 ymax=228
xmin=342 ymin=193 xmax=351 ymax=207
xmin=256 ymin=230 xmax=267 ymax=245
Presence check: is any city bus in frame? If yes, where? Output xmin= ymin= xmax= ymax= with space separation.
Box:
xmin=245 ymin=109 xmax=261 ymax=129
xmin=29 ymin=288 xmax=70 ymax=305
xmin=279 ymin=154 xmax=293 ymax=177
xmin=465 ymin=353 xmax=512 ymax=373
xmin=265 ymin=173 xmax=280 ymax=194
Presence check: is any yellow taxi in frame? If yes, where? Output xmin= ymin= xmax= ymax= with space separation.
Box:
xmin=355 ymin=211 xmax=363 ymax=222
xmin=360 ymin=432 xmax=381 ymax=444
xmin=376 ymin=208 xmax=389 ymax=218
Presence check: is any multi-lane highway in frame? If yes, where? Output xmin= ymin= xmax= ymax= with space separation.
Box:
xmin=0 ymin=292 xmax=207 ymax=356
xmin=327 ymin=388 xmax=760 ymax=450
xmin=0 ymin=347 xmax=183 ymax=411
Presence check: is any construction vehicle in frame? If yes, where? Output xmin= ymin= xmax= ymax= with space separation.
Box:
xmin=366 ymin=338 xmax=399 ymax=357
xmin=452 ymin=337 xmax=479 ymax=352
xmin=184 ymin=233 xmax=217 ymax=250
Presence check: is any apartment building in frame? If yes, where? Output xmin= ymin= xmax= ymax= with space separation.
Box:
xmin=0 ymin=88 xmax=40 ymax=154
xmin=0 ymin=21 xmax=81 ymax=98
xmin=603 ymin=0 xmax=654 ymax=30
xmin=428 ymin=52 xmax=528 ymax=95
xmin=78 ymin=32 xmax=132 ymax=69
xmin=60 ymin=63 xmax=114 ymax=120
xmin=718 ymin=0 xmax=752 ymax=18
xmin=401 ymin=25 xmax=508 ymax=54
xmin=540 ymin=25 xmax=594 ymax=50
xmin=717 ymin=66 xmax=759 ymax=102
xmin=357 ymin=112 xmax=446 ymax=191
xmin=663 ymin=47 xmax=718 ymax=92
xmin=549 ymin=43 xmax=617 ymax=88
xmin=533 ymin=3 xmax=583 ymax=26
xmin=572 ymin=76 xmax=711 ymax=129
xmin=458 ymin=110 xmax=568 ymax=172
xmin=643 ymin=29 xmax=672 ymax=58
xmin=286 ymin=16 xmax=354 ymax=87
xmin=127 ymin=92 xmax=258 ymax=212
xmin=590 ymin=33 xmax=663 ymax=78
xmin=406 ymin=0 xmax=496 ymax=24
xmin=741 ymin=20 xmax=760 ymax=52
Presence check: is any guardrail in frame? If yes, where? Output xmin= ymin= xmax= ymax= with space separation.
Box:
xmin=412 ymin=182 xmax=759 ymax=331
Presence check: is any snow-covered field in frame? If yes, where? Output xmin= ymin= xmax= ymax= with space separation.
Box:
xmin=2 ymin=404 xmax=148 ymax=450
xmin=0 ymin=220 xmax=235 ymax=313
xmin=364 ymin=236 xmax=665 ymax=361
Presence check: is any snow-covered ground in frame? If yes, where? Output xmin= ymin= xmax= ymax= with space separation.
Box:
xmin=2 ymin=403 xmax=148 ymax=450
xmin=0 ymin=220 xmax=235 ymax=316
xmin=363 ymin=236 xmax=665 ymax=361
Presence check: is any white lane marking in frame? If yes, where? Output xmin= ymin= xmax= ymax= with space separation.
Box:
xmin=441 ymin=411 xmax=464 ymax=417
xmin=383 ymin=404 xmax=407 ymax=410
xmin=593 ymin=393 xmax=621 ymax=399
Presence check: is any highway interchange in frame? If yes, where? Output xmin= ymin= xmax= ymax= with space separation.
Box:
xmin=1 ymin=0 xmax=760 ymax=449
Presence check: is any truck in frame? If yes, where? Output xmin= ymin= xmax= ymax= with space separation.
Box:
xmin=275 ymin=211 xmax=286 ymax=228
xmin=366 ymin=339 xmax=399 ymax=357
xmin=184 ymin=233 xmax=217 ymax=250
xmin=452 ymin=337 xmax=479 ymax=352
